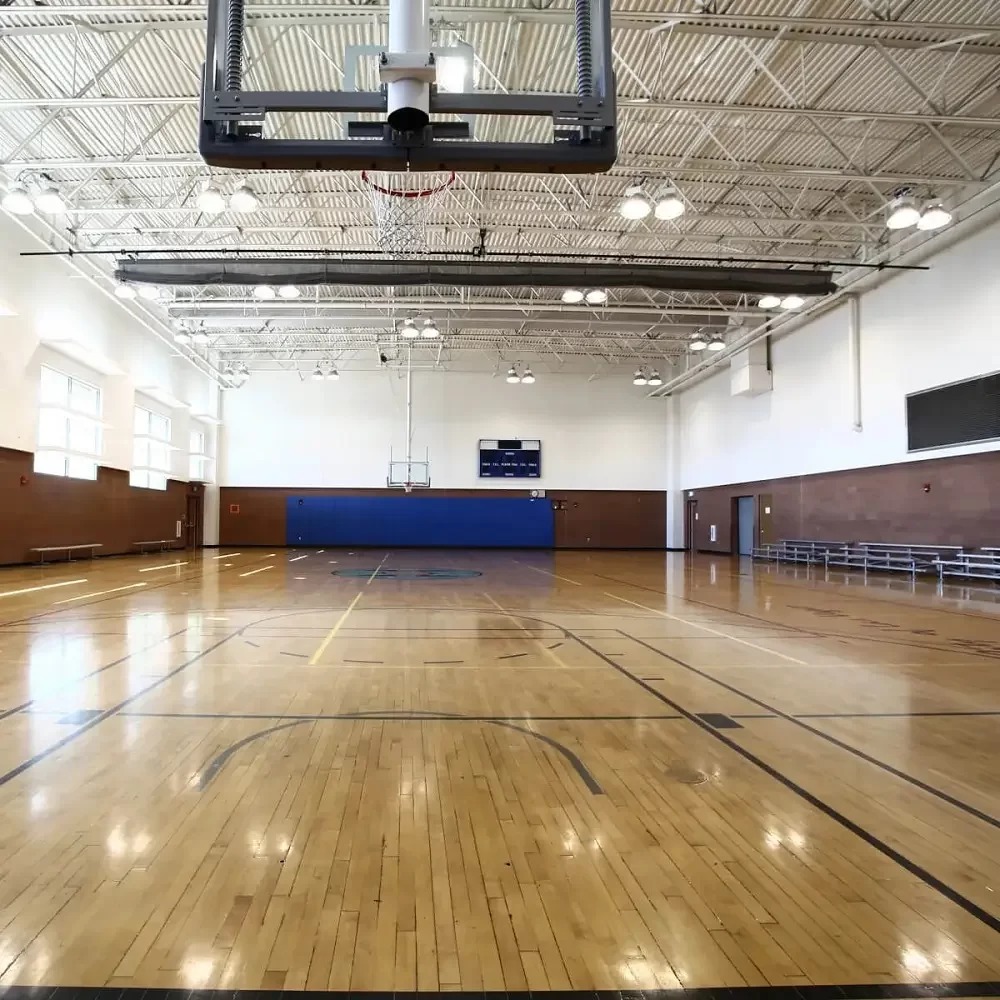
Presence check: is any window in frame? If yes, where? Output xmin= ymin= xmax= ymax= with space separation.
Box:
xmin=131 ymin=404 xmax=172 ymax=490
xmin=34 ymin=366 xmax=102 ymax=480
xmin=188 ymin=426 xmax=213 ymax=482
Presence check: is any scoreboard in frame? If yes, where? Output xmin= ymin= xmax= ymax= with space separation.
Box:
xmin=479 ymin=439 xmax=541 ymax=478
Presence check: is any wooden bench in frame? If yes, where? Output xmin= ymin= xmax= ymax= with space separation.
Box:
xmin=30 ymin=543 xmax=102 ymax=565
xmin=133 ymin=539 xmax=178 ymax=554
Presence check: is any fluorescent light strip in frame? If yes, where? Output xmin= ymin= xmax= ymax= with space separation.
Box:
xmin=212 ymin=552 xmax=241 ymax=559
xmin=53 ymin=582 xmax=147 ymax=604
xmin=138 ymin=561 xmax=188 ymax=573
xmin=239 ymin=565 xmax=274 ymax=578
xmin=0 ymin=579 xmax=87 ymax=599
xmin=288 ymin=554 xmax=309 ymax=562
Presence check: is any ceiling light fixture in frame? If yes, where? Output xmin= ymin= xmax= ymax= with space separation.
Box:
xmin=278 ymin=284 xmax=300 ymax=299
xmin=632 ymin=370 xmax=648 ymax=386
xmin=2 ymin=182 xmax=34 ymax=216
xmin=885 ymin=192 xmax=921 ymax=230
xmin=689 ymin=333 xmax=708 ymax=352
xmin=707 ymin=337 xmax=726 ymax=352
xmin=190 ymin=331 xmax=210 ymax=346
xmin=562 ymin=288 xmax=585 ymax=304
xmin=421 ymin=320 xmax=440 ymax=338
xmin=312 ymin=367 xmax=325 ymax=381
xmin=137 ymin=284 xmax=161 ymax=302
xmin=780 ymin=294 xmax=805 ymax=310
xmin=654 ymin=189 xmax=685 ymax=221
xmin=585 ymin=288 xmax=608 ymax=305
xmin=197 ymin=182 xmax=227 ymax=214
xmin=253 ymin=284 xmax=276 ymax=300
xmin=917 ymin=199 xmax=952 ymax=231
xmin=506 ymin=367 xmax=521 ymax=384
xmin=399 ymin=320 xmax=420 ymax=339
xmin=620 ymin=184 xmax=652 ymax=220
xmin=521 ymin=368 xmax=535 ymax=384
xmin=758 ymin=294 xmax=782 ymax=309
xmin=230 ymin=182 xmax=259 ymax=213
xmin=34 ymin=183 xmax=66 ymax=214
xmin=173 ymin=331 xmax=191 ymax=345
xmin=114 ymin=282 xmax=137 ymax=300
xmin=648 ymin=371 xmax=662 ymax=386
xmin=326 ymin=366 xmax=340 ymax=381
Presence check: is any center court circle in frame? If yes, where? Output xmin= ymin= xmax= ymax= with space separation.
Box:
xmin=332 ymin=567 xmax=483 ymax=580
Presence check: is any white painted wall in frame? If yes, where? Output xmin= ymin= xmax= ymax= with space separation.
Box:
xmin=679 ymin=216 xmax=1000 ymax=489
xmin=221 ymin=369 xmax=667 ymax=489
xmin=0 ymin=212 xmax=218 ymax=481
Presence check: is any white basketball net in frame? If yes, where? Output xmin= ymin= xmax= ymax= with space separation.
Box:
xmin=362 ymin=170 xmax=455 ymax=257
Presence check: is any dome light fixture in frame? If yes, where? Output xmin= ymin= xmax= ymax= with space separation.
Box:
xmin=654 ymin=189 xmax=685 ymax=221
xmin=585 ymin=288 xmax=608 ymax=305
xmin=689 ymin=332 xmax=708 ymax=352
xmin=278 ymin=284 xmax=300 ymax=299
xmin=780 ymin=294 xmax=805 ymax=310
xmin=34 ymin=183 xmax=66 ymax=215
xmin=312 ymin=367 xmax=325 ymax=382
xmin=707 ymin=337 xmax=726 ymax=352
xmin=506 ymin=367 xmax=521 ymax=384
xmin=114 ymin=282 xmax=137 ymax=300
xmin=230 ymin=182 xmax=259 ymax=214
xmin=253 ymin=284 xmax=276 ymax=300
xmin=561 ymin=288 xmax=585 ymax=304
xmin=2 ymin=182 xmax=34 ymax=216
xmin=885 ymin=192 xmax=921 ymax=230
xmin=758 ymin=294 xmax=782 ymax=310
xmin=521 ymin=368 xmax=535 ymax=384
xmin=399 ymin=319 xmax=420 ymax=339
xmin=917 ymin=199 xmax=952 ymax=231
xmin=326 ymin=366 xmax=340 ymax=381
xmin=190 ymin=330 xmax=210 ymax=346
xmin=421 ymin=320 xmax=440 ymax=338
xmin=632 ymin=369 xmax=648 ymax=386
xmin=196 ymin=182 xmax=227 ymax=214
xmin=648 ymin=371 xmax=662 ymax=386
xmin=173 ymin=330 xmax=191 ymax=345
xmin=137 ymin=284 xmax=161 ymax=302
xmin=620 ymin=184 xmax=652 ymax=220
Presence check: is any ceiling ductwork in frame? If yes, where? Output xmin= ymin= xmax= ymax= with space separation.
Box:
xmin=115 ymin=258 xmax=837 ymax=296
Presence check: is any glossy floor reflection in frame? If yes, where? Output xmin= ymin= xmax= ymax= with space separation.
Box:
xmin=0 ymin=548 xmax=998 ymax=992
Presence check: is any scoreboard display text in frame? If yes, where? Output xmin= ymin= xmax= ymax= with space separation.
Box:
xmin=478 ymin=439 xmax=541 ymax=478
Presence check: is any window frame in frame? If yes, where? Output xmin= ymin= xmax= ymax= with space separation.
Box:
xmin=34 ymin=365 xmax=103 ymax=481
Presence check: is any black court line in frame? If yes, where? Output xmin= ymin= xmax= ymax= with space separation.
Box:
xmin=619 ymin=629 xmax=1000 ymax=830
xmin=799 ymin=709 xmax=1000 ymax=718
xmin=0 ymin=626 xmax=189 ymax=723
xmin=195 ymin=711 xmax=605 ymax=794
xmin=1 ymin=982 xmax=999 ymax=1000
xmin=590 ymin=569 xmax=1000 ymax=662
xmin=0 ymin=629 xmax=238 ymax=790
xmin=342 ymin=658 xmax=384 ymax=664
xmin=559 ymin=625 xmax=1000 ymax=938
xmin=497 ymin=651 xmax=529 ymax=659
xmin=423 ymin=659 xmax=465 ymax=664
xmin=279 ymin=650 xmax=308 ymax=658
xmin=124 ymin=711 xmax=684 ymax=722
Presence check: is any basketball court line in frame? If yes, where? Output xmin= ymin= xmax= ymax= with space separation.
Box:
xmin=482 ymin=592 xmax=569 ymax=668
xmin=306 ymin=554 xmax=388 ymax=665
xmin=604 ymin=591 xmax=808 ymax=665
xmin=511 ymin=560 xmax=582 ymax=585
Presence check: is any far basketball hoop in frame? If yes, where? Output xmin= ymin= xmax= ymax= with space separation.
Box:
xmin=362 ymin=170 xmax=456 ymax=257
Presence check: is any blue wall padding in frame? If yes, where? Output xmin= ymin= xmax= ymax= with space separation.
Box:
xmin=286 ymin=495 xmax=554 ymax=547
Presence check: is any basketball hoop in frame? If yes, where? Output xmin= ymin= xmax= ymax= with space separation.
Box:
xmin=361 ymin=170 xmax=456 ymax=257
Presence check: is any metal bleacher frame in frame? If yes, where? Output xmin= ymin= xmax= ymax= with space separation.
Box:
xmin=751 ymin=538 xmax=1000 ymax=587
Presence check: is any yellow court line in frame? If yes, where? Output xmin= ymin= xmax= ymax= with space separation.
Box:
xmin=366 ymin=552 xmax=390 ymax=585
xmin=483 ymin=591 xmax=568 ymax=668
xmin=512 ymin=559 xmax=582 ymax=586
xmin=212 ymin=552 xmax=240 ymax=559
xmin=604 ymin=591 xmax=807 ymax=665
xmin=0 ymin=579 xmax=88 ymax=600
xmin=239 ymin=565 xmax=274 ymax=578
xmin=138 ymin=561 xmax=188 ymax=573
xmin=53 ymin=582 xmax=146 ymax=604
xmin=308 ymin=591 xmax=364 ymax=665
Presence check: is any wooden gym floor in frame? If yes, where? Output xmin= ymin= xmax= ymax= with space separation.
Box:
xmin=0 ymin=548 xmax=998 ymax=999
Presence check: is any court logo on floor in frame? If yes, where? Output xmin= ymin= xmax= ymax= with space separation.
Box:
xmin=333 ymin=567 xmax=483 ymax=580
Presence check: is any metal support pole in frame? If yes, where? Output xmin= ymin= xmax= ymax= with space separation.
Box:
xmin=848 ymin=292 xmax=862 ymax=432
xmin=387 ymin=0 xmax=430 ymax=131
xmin=405 ymin=344 xmax=413 ymax=481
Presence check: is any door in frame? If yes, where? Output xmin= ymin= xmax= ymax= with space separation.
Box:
xmin=685 ymin=500 xmax=698 ymax=551
xmin=736 ymin=495 xmax=755 ymax=556
xmin=185 ymin=491 xmax=204 ymax=549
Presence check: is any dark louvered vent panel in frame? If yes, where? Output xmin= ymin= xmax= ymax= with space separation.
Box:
xmin=906 ymin=373 xmax=1000 ymax=451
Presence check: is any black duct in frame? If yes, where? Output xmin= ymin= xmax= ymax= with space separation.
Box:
xmin=115 ymin=258 xmax=837 ymax=296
